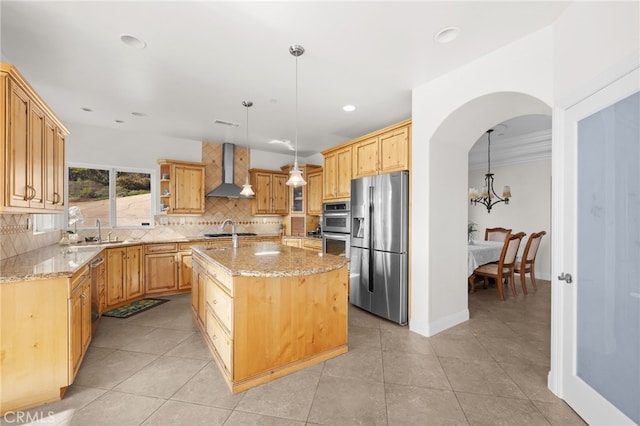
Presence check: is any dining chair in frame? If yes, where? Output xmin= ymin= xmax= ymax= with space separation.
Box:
xmin=469 ymin=233 xmax=524 ymax=301
xmin=514 ymin=230 xmax=546 ymax=294
xmin=485 ymin=227 xmax=512 ymax=242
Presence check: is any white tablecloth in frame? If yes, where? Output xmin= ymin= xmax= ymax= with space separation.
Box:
xmin=468 ymin=240 xmax=504 ymax=276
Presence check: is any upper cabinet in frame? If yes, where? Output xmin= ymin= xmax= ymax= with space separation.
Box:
xmin=158 ymin=159 xmax=206 ymax=215
xmin=280 ymin=164 xmax=322 ymax=216
xmin=352 ymin=120 xmax=411 ymax=179
xmin=322 ymin=146 xmax=352 ymax=201
xmin=249 ymin=169 xmax=288 ymax=215
xmin=322 ymin=119 xmax=411 ymax=201
xmin=1 ymin=63 xmax=69 ymax=213
xmin=306 ymin=168 xmax=323 ymax=216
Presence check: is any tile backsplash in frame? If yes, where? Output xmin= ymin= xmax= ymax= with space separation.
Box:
xmin=0 ymin=214 xmax=61 ymax=260
xmin=1 ymin=142 xmax=285 ymax=261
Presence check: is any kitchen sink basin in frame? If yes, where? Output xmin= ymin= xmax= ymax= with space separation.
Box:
xmin=75 ymin=240 xmax=127 ymax=248
xmin=205 ymin=246 xmax=233 ymax=252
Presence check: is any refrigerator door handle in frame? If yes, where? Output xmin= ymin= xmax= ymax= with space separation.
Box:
xmin=368 ymin=185 xmax=374 ymax=293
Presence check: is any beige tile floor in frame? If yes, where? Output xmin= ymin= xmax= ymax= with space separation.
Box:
xmin=6 ymin=279 xmax=586 ymax=426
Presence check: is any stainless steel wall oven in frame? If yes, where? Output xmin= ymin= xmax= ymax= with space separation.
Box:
xmin=322 ymin=201 xmax=351 ymax=258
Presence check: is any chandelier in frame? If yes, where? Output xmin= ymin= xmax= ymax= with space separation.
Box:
xmin=468 ymin=129 xmax=511 ymax=213
xmin=285 ymin=44 xmax=307 ymax=187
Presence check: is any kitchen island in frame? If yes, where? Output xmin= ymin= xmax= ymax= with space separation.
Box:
xmin=191 ymin=242 xmax=349 ymax=393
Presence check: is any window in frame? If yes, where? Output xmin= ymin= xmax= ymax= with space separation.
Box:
xmin=33 ymin=213 xmax=64 ymax=234
xmin=68 ymin=166 xmax=153 ymax=229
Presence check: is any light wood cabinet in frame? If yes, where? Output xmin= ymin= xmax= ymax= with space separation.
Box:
xmin=352 ymin=121 xmax=411 ymax=179
xmin=379 ymin=124 xmax=410 ymax=174
xmin=144 ymin=242 xmax=192 ymax=295
xmin=44 ymin=118 xmax=65 ymax=209
xmin=179 ymin=252 xmax=193 ymax=290
xmin=158 ymin=159 xmax=206 ymax=215
xmin=322 ymin=119 xmax=411 ymax=199
xmin=69 ymin=265 xmax=91 ymax=382
xmin=192 ymin=250 xmax=348 ymax=394
xmin=192 ymin=262 xmax=207 ymax=328
xmin=0 ymin=263 xmax=97 ymax=414
xmin=249 ymin=169 xmax=288 ymax=215
xmin=302 ymin=238 xmax=323 ymax=253
xmin=282 ymin=237 xmax=302 ymax=248
xmin=322 ymin=146 xmax=352 ymax=201
xmin=306 ymin=169 xmax=323 ymax=215
xmin=352 ymin=135 xmax=379 ymax=178
xmin=105 ymin=245 xmax=144 ymax=309
xmin=280 ymin=164 xmax=322 ymax=215
xmin=145 ymin=252 xmax=178 ymax=294
xmin=1 ymin=63 xmax=68 ymax=213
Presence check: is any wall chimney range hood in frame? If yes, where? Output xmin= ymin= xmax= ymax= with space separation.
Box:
xmin=206 ymin=143 xmax=254 ymax=198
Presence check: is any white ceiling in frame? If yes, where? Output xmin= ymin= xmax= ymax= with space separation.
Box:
xmin=1 ymin=1 xmax=566 ymax=157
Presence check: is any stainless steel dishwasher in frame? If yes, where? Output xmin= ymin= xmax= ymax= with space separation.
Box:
xmin=89 ymin=255 xmax=105 ymax=331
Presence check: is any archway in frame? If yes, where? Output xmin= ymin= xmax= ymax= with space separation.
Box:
xmin=410 ymin=91 xmax=551 ymax=336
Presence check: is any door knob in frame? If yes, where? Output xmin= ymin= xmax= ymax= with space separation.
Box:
xmin=558 ymin=272 xmax=573 ymax=284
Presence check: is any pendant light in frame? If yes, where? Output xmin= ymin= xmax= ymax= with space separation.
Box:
xmin=239 ymin=101 xmax=255 ymax=197
xmin=285 ymin=44 xmax=307 ymax=187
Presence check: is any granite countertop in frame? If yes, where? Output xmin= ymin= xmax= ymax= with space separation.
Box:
xmin=192 ymin=242 xmax=348 ymax=278
xmin=0 ymin=245 xmax=104 ymax=283
xmin=0 ymin=234 xmax=283 ymax=283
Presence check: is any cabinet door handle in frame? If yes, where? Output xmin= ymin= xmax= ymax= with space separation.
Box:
xmin=24 ymin=185 xmax=36 ymax=201
xmin=212 ymin=299 xmax=218 ymax=304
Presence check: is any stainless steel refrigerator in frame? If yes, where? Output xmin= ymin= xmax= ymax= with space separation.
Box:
xmin=350 ymin=171 xmax=408 ymax=325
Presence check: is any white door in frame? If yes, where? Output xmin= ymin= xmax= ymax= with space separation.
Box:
xmin=555 ymin=68 xmax=639 ymax=425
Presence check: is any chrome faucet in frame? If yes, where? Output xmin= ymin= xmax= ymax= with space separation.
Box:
xmin=220 ymin=219 xmax=238 ymax=248
xmin=96 ymin=219 xmax=102 ymax=244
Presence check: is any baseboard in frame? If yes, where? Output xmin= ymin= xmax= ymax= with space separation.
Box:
xmin=423 ymin=309 xmax=469 ymax=337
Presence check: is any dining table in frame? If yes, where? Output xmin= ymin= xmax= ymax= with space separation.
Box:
xmin=468 ymin=240 xmax=504 ymax=276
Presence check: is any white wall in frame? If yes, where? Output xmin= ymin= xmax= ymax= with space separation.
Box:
xmin=553 ymin=1 xmax=640 ymax=106
xmin=67 ymin=122 xmax=293 ymax=171
xmin=410 ymin=27 xmax=554 ymax=337
xmin=409 ymin=1 xmax=639 ymax=341
xmin=468 ymin=159 xmax=552 ymax=280
xmin=66 ymin=123 xmax=202 ymax=168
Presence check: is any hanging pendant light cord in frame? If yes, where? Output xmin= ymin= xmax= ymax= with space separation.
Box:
xmin=294 ymin=53 xmax=299 ymax=165
xmin=487 ymin=129 xmax=491 ymax=175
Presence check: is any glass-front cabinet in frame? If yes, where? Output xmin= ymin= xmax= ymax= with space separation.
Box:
xmin=291 ymin=186 xmax=304 ymax=213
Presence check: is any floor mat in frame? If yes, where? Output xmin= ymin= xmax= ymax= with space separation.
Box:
xmin=102 ymin=298 xmax=169 ymax=318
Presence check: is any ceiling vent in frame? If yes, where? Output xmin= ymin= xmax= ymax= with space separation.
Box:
xmin=213 ymin=119 xmax=239 ymax=127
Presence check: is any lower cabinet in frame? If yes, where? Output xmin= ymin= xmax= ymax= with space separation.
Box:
xmin=191 ymin=261 xmax=207 ymax=327
xmin=282 ymin=237 xmax=302 ymax=248
xmin=0 ymin=266 xmax=93 ymax=414
xmin=302 ymin=238 xmax=322 ymax=253
xmin=192 ymin=250 xmax=348 ymax=394
xmin=179 ymin=251 xmax=193 ymax=290
xmin=282 ymin=237 xmax=322 ymax=252
xmin=105 ymin=245 xmax=144 ymax=309
xmin=144 ymin=243 xmax=192 ymax=295
xmin=69 ymin=265 xmax=91 ymax=382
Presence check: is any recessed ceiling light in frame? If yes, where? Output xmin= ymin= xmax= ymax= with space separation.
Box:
xmin=131 ymin=112 xmax=146 ymax=117
xmin=434 ymin=26 xmax=460 ymax=43
xmin=120 ymin=34 xmax=147 ymax=49
xmin=81 ymin=107 xmax=93 ymax=112
xmin=115 ymin=120 xmax=124 ymax=124
xmin=343 ymin=105 xmax=356 ymax=112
